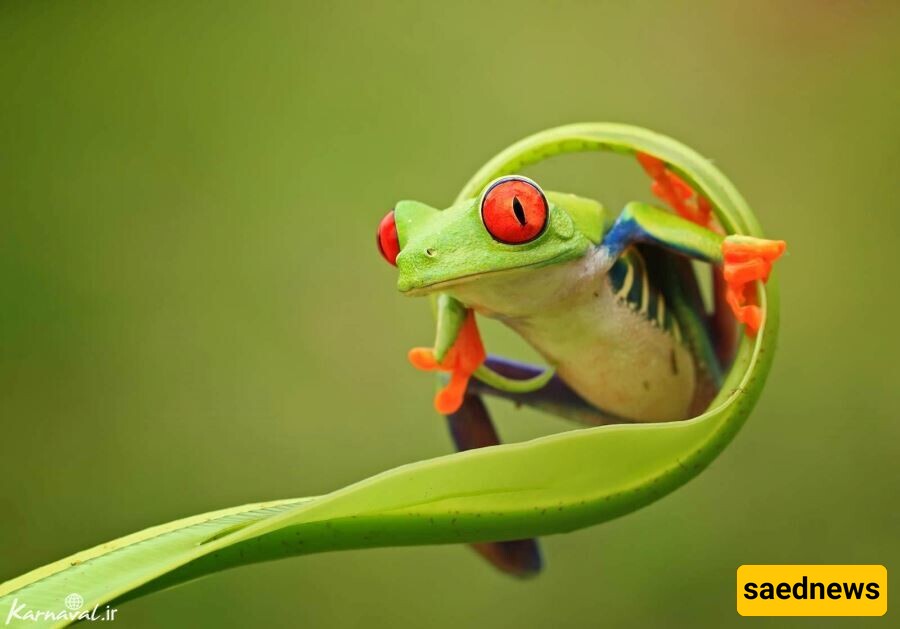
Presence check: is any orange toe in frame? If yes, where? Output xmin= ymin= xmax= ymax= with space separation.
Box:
xmin=741 ymin=305 xmax=763 ymax=332
xmin=435 ymin=371 xmax=470 ymax=415
xmin=722 ymin=237 xmax=786 ymax=263
xmin=723 ymin=258 xmax=770 ymax=285
xmin=408 ymin=347 xmax=441 ymax=371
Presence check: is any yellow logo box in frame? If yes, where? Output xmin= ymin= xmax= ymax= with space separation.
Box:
xmin=737 ymin=565 xmax=887 ymax=616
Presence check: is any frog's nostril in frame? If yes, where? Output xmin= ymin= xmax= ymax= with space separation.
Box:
xmin=425 ymin=248 xmax=436 ymax=257
xmin=376 ymin=210 xmax=400 ymax=266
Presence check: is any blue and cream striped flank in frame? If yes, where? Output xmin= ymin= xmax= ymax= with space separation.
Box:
xmin=607 ymin=248 xmax=682 ymax=342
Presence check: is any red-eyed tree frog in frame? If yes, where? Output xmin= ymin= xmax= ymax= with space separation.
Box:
xmin=376 ymin=128 xmax=785 ymax=576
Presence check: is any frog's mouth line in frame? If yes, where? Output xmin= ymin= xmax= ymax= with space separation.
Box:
xmin=399 ymin=252 xmax=577 ymax=296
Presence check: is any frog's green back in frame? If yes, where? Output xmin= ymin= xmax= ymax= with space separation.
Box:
xmin=544 ymin=191 xmax=609 ymax=244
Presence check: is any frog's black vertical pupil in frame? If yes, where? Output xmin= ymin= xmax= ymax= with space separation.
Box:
xmin=512 ymin=196 xmax=527 ymax=226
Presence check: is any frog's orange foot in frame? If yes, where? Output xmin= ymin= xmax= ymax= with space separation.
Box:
xmin=636 ymin=152 xmax=713 ymax=228
xmin=722 ymin=236 xmax=786 ymax=335
xmin=408 ymin=310 xmax=486 ymax=415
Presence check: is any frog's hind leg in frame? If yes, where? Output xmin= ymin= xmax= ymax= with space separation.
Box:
xmin=469 ymin=356 xmax=635 ymax=426
xmin=446 ymin=393 xmax=543 ymax=577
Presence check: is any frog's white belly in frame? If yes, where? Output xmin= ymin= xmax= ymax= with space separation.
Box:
xmin=447 ymin=254 xmax=696 ymax=422
xmin=505 ymin=284 xmax=695 ymax=421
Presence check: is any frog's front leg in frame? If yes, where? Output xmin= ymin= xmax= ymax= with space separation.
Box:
xmin=408 ymin=294 xmax=485 ymax=415
xmin=598 ymin=202 xmax=786 ymax=334
xmin=409 ymin=294 xmax=556 ymax=414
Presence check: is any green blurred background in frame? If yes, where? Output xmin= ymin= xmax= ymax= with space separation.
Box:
xmin=2 ymin=1 xmax=898 ymax=627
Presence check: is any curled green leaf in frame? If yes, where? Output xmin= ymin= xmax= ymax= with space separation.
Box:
xmin=0 ymin=124 xmax=779 ymax=628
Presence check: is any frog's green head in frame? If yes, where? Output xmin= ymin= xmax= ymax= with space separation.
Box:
xmin=377 ymin=176 xmax=606 ymax=295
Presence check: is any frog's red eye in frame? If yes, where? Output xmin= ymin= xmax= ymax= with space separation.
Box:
xmin=377 ymin=210 xmax=400 ymax=266
xmin=480 ymin=177 xmax=548 ymax=244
